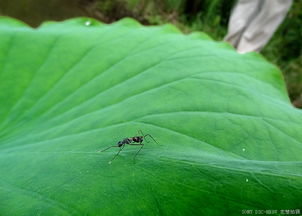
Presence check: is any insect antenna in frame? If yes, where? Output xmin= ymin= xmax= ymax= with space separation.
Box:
xmin=137 ymin=130 xmax=144 ymax=137
xmin=144 ymin=134 xmax=159 ymax=144
xmin=138 ymin=130 xmax=159 ymax=144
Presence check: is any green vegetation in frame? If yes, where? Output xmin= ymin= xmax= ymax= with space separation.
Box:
xmin=94 ymin=0 xmax=302 ymax=107
xmin=0 ymin=17 xmax=302 ymax=216
xmin=0 ymin=0 xmax=301 ymax=107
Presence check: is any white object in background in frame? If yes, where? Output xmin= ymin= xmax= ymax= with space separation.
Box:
xmin=224 ymin=0 xmax=293 ymax=54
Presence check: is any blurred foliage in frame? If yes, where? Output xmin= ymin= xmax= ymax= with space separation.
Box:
xmin=0 ymin=0 xmax=301 ymax=107
xmin=261 ymin=2 xmax=302 ymax=108
xmin=0 ymin=0 xmax=87 ymax=26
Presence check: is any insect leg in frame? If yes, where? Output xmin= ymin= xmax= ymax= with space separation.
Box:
xmin=97 ymin=145 xmax=119 ymax=152
xmin=127 ymin=144 xmax=144 ymax=145
xmin=110 ymin=144 xmax=126 ymax=163
xmin=128 ymin=142 xmax=144 ymax=162
xmin=137 ymin=130 xmax=150 ymax=143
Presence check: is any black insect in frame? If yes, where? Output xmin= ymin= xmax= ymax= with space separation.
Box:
xmin=97 ymin=130 xmax=158 ymax=163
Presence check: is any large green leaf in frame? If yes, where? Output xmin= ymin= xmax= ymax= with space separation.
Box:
xmin=0 ymin=17 xmax=301 ymax=216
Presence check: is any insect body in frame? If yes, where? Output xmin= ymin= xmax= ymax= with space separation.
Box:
xmin=98 ymin=130 xmax=158 ymax=163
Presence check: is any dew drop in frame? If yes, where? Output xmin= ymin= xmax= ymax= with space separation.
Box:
xmin=108 ymin=161 xmax=112 ymax=165
xmin=242 ymin=148 xmax=246 ymax=152
xmin=245 ymin=178 xmax=249 ymax=182
xmin=85 ymin=20 xmax=91 ymax=26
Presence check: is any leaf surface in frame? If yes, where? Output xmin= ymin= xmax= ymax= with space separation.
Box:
xmin=0 ymin=17 xmax=301 ymax=216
